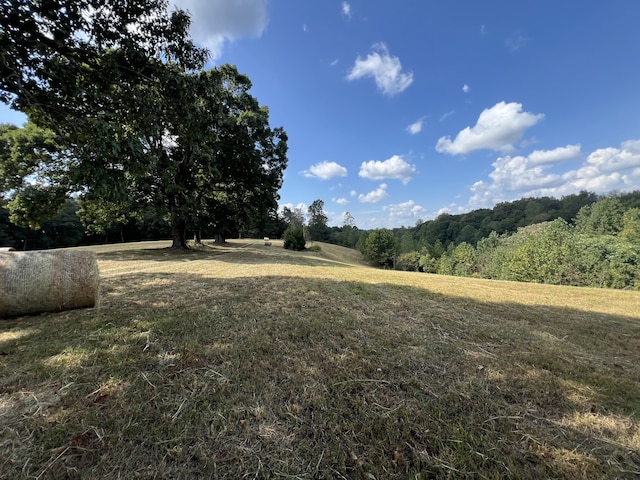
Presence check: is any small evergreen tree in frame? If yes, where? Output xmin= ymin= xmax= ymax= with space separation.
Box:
xmin=283 ymin=225 xmax=306 ymax=250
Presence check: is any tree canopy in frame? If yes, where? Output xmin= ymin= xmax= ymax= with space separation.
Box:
xmin=0 ymin=0 xmax=287 ymax=248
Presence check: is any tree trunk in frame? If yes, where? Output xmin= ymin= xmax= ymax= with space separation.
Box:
xmin=194 ymin=230 xmax=203 ymax=245
xmin=170 ymin=209 xmax=188 ymax=249
xmin=214 ymin=233 xmax=225 ymax=244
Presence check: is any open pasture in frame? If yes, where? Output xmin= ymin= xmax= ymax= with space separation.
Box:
xmin=1 ymin=240 xmax=639 ymax=479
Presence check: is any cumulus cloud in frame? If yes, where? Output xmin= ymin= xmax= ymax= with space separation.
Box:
xmin=333 ymin=197 xmax=349 ymax=205
xmin=467 ymin=141 xmax=640 ymax=209
xmin=565 ymin=140 xmax=640 ymax=192
xmin=341 ymin=2 xmax=351 ymax=19
xmin=462 ymin=84 xmax=470 ymax=93
xmin=359 ymin=184 xmax=389 ymax=203
xmin=384 ymin=200 xmax=427 ymax=223
xmin=436 ymin=101 xmax=544 ymax=155
xmin=468 ymin=145 xmax=581 ymax=206
xmin=302 ymin=161 xmax=348 ymax=180
xmin=346 ymin=43 xmax=413 ymax=96
xmin=359 ymin=155 xmax=416 ymax=184
xmin=407 ymin=118 xmax=425 ymax=135
xmin=528 ymin=144 xmax=581 ymax=165
xmin=171 ymin=0 xmax=268 ymax=59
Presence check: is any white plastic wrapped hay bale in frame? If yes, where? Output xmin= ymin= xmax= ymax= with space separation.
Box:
xmin=0 ymin=249 xmax=99 ymax=318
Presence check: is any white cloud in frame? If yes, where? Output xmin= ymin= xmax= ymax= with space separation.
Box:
xmin=302 ymin=24 xmax=308 ymax=33
xmin=462 ymin=84 xmax=470 ymax=93
xmin=350 ymin=190 xmax=357 ymax=197
xmin=330 ymin=59 xmax=339 ymax=67
xmin=436 ymin=101 xmax=544 ymax=155
xmin=528 ymin=144 xmax=581 ymax=165
xmin=506 ymin=34 xmax=530 ymax=53
xmin=359 ymin=155 xmax=417 ymax=184
xmin=302 ymin=161 xmax=348 ymax=180
xmin=171 ymin=0 xmax=268 ymax=59
xmin=341 ymin=2 xmax=351 ymax=19
xmin=440 ymin=110 xmax=455 ymax=122
xmin=346 ymin=43 xmax=413 ymax=96
xmin=333 ymin=197 xmax=349 ymax=205
xmin=467 ymin=141 xmax=640 ymax=209
xmin=407 ymin=118 xmax=424 ymax=135
xmin=565 ymin=140 xmax=640 ymax=192
xmin=384 ymin=200 xmax=427 ymax=222
xmin=359 ymin=184 xmax=389 ymax=203
xmin=480 ymin=24 xmax=488 ymax=35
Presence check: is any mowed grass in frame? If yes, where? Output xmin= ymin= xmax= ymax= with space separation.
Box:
xmin=1 ymin=240 xmax=639 ymax=479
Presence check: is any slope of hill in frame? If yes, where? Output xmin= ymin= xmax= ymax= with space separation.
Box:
xmin=1 ymin=240 xmax=638 ymax=479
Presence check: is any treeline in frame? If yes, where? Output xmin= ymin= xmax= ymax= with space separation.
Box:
xmin=0 ymin=198 xmax=286 ymax=250
xmin=394 ymin=191 xmax=604 ymax=252
xmin=358 ymin=193 xmax=640 ymax=289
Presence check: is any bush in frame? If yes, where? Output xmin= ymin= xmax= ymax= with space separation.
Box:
xmin=396 ymin=251 xmax=421 ymax=271
xmin=283 ymin=226 xmax=305 ymax=250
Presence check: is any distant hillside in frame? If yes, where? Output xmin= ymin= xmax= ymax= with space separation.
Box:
xmin=401 ymin=190 xmax=640 ymax=249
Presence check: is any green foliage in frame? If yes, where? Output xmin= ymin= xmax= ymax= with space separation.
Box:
xmin=575 ymin=197 xmax=625 ymax=236
xmin=283 ymin=225 xmax=305 ymax=251
xmin=418 ymin=252 xmax=437 ymax=273
xmin=307 ymin=199 xmax=330 ymax=242
xmin=412 ymin=192 xmax=598 ymax=248
xmin=397 ymin=195 xmax=640 ymax=289
xmin=7 ymin=185 xmax=67 ymax=230
xmin=361 ymin=228 xmax=396 ymax=266
xmin=396 ymin=251 xmax=421 ymax=271
xmin=452 ymin=242 xmax=477 ymax=277
xmin=621 ymin=208 xmax=640 ymax=244
xmin=0 ymin=1 xmax=287 ymax=249
xmin=77 ymin=198 xmax=131 ymax=235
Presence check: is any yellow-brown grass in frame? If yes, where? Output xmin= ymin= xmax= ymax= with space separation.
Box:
xmin=0 ymin=240 xmax=638 ymax=479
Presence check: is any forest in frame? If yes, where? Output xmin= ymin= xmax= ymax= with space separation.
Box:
xmin=358 ymin=192 xmax=640 ymax=289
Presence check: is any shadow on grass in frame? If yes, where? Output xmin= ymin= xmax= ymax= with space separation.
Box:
xmin=97 ymin=243 xmax=357 ymax=269
xmin=1 ymin=272 xmax=639 ymax=479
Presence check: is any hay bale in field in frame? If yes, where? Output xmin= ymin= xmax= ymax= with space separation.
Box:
xmin=0 ymin=247 xmax=15 ymax=252
xmin=0 ymin=250 xmax=99 ymax=318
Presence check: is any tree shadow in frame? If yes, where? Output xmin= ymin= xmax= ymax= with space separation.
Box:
xmin=1 ymin=271 xmax=638 ymax=478
xmin=97 ymin=243 xmax=357 ymax=269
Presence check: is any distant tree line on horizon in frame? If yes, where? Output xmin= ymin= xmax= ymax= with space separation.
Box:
xmin=357 ymin=192 xmax=640 ymax=290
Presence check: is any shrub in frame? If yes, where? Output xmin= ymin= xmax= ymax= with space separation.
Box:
xmin=283 ymin=226 xmax=306 ymax=250
xmin=396 ymin=251 xmax=421 ymax=271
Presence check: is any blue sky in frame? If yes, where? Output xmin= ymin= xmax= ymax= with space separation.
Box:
xmin=2 ymin=1 xmax=640 ymax=229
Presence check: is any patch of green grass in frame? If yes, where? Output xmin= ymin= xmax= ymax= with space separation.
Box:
xmin=1 ymin=241 xmax=639 ymax=478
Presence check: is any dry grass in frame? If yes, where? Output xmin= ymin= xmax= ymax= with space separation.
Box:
xmin=1 ymin=240 xmax=639 ymax=479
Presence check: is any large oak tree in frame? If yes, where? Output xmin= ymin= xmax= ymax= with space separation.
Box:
xmin=0 ymin=0 xmax=287 ymax=248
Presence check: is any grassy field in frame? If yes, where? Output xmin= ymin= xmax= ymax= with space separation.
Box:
xmin=1 ymin=240 xmax=639 ymax=479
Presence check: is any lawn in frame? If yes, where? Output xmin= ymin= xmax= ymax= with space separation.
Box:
xmin=1 ymin=240 xmax=639 ymax=479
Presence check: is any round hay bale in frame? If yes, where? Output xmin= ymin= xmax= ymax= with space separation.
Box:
xmin=0 ymin=250 xmax=99 ymax=318
xmin=0 ymin=247 xmax=15 ymax=252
